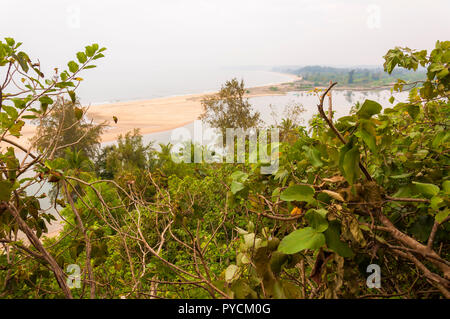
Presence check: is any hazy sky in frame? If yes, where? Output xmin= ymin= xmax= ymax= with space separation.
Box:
xmin=1 ymin=0 xmax=449 ymax=69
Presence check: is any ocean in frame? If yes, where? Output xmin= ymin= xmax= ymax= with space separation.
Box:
xmin=77 ymin=67 xmax=296 ymax=105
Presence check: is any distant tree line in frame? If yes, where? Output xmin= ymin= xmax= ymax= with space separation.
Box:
xmin=277 ymin=65 xmax=426 ymax=87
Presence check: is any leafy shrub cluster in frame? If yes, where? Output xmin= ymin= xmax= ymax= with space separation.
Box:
xmin=0 ymin=38 xmax=449 ymax=299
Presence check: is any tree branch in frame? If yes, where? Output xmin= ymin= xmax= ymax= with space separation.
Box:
xmin=316 ymin=82 xmax=373 ymax=181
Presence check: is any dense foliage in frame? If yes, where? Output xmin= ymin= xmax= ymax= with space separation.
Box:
xmin=278 ymin=65 xmax=425 ymax=87
xmin=0 ymin=38 xmax=449 ymax=299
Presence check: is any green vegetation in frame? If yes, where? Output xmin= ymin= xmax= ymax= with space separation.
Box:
xmin=32 ymin=98 xmax=106 ymax=160
xmin=0 ymin=38 xmax=449 ymax=299
xmin=200 ymin=78 xmax=261 ymax=136
xmin=280 ymin=64 xmax=426 ymax=87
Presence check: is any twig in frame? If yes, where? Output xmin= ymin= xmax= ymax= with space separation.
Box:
xmin=328 ymin=80 xmax=333 ymax=122
xmin=385 ymin=196 xmax=430 ymax=203
xmin=316 ymin=82 xmax=373 ymax=181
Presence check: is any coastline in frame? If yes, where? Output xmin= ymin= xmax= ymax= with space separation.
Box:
xmin=15 ymin=72 xmax=395 ymax=147
xmin=18 ymin=73 xmax=301 ymax=145
xmin=87 ymin=87 xmax=294 ymax=143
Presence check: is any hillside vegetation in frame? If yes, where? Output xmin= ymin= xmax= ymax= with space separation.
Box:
xmin=0 ymin=38 xmax=449 ymax=299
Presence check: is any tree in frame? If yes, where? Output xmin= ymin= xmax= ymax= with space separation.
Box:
xmin=348 ymin=69 xmax=355 ymax=84
xmin=0 ymin=37 xmax=106 ymax=298
xmin=199 ymin=78 xmax=261 ymax=136
xmin=32 ymin=98 xmax=106 ymax=160
xmin=95 ymin=128 xmax=153 ymax=179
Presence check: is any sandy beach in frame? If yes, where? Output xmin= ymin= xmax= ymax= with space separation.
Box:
xmin=17 ymin=73 xmax=300 ymax=145
xmin=12 ymin=72 xmax=390 ymax=148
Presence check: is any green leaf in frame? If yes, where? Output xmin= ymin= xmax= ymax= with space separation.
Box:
xmin=437 ymin=68 xmax=449 ymax=79
xmin=323 ymin=220 xmax=354 ymax=257
xmin=225 ymin=264 xmax=240 ymax=283
xmin=303 ymin=145 xmax=323 ymax=167
xmin=39 ymin=95 xmax=53 ymax=105
xmin=389 ymin=96 xmax=395 ymax=104
xmin=32 ymin=67 xmax=44 ymax=78
xmin=443 ymin=181 xmax=450 ymax=194
xmin=243 ymin=233 xmax=261 ymax=249
xmin=280 ymin=185 xmax=315 ymax=203
xmin=231 ymin=171 xmax=248 ymax=183
xmin=389 ymin=173 xmax=413 ymax=179
xmin=11 ymin=98 xmax=26 ymax=109
xmin=435 ymin=209 xmax=449 ymax=223
xmin=76 ymin=52 xmax=87 ymax=64
xmin=357 ymin=99 xmax=382 ymax=119
xmin=55 ymin=81 xmax=75 ymax=89
xmin=340 ymin=144 xmax=360 ymax=184
xmin=9 ymin=120 xmax=24 ymax=137
xmin=5 ymin=37 xmax=15 ymax=46
xmin=22 ymin=115 xmax=37 ymax=120
xmin=429 ymin=63 xmax=444 ymax=73
xmin=231 ymin=280 xmax=256 ymax=299
xmin=359 ymin=124 xmax=377 ymax=153
xmin=67 ymin=60 xmax=79 ymax=73
xmin=278 ymin=227 xmax=325 ymax=254
xmin=60 ymin=71 xmax=69 ymax=81
xmin=0 ymin=180 xmax=12 ymax=201
xmin=270 ymin=251 xmax=289 ymax=275
xmin=68 ymin=90 xmax=76 ymax=103
xmin=230 ymin=181 xmax=245 ymax=194
xmin=432 ymin=131 xmax=450 ymax=149
xmin=430 ymin=196 xmax=444 ymax=210
xmin=74 ymin=107 xmax=83 ymax=121
xmin=39 ymin=95 xmax=53 ymax=113
xmin=412 ymin=181 xmax=440 ymax=198
xmin=2 ymin=105 xmax=18 ymax=120
xmin=93 ymin=53 xmax=104 ymax=60
xmin=405 ymin=104 xmax=420 ymax=120
xmin=85 ymin=45 xmax=95 ymax=57
xmin=16 ymin=51 xmax=30 ymax=73
xmin=305 ymin=210 xmax=328 ymax=232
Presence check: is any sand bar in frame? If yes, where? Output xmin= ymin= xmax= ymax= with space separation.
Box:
xmin=88 ymin=74 xmax=301 ymax=143
xmin=13 ymin=73 xmax=300 ymax=145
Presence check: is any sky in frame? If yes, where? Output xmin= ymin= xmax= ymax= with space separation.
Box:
xmin=1 ymin=0 xmax=449 ymax=70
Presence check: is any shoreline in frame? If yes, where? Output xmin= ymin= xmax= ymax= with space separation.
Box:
xmin=89 ymin=86 xmax=296 ymax=144
xmin=17 ymin=73 xmax=301 ymax=145
xmin=17 ymin=73 xmax=394 ymax=146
